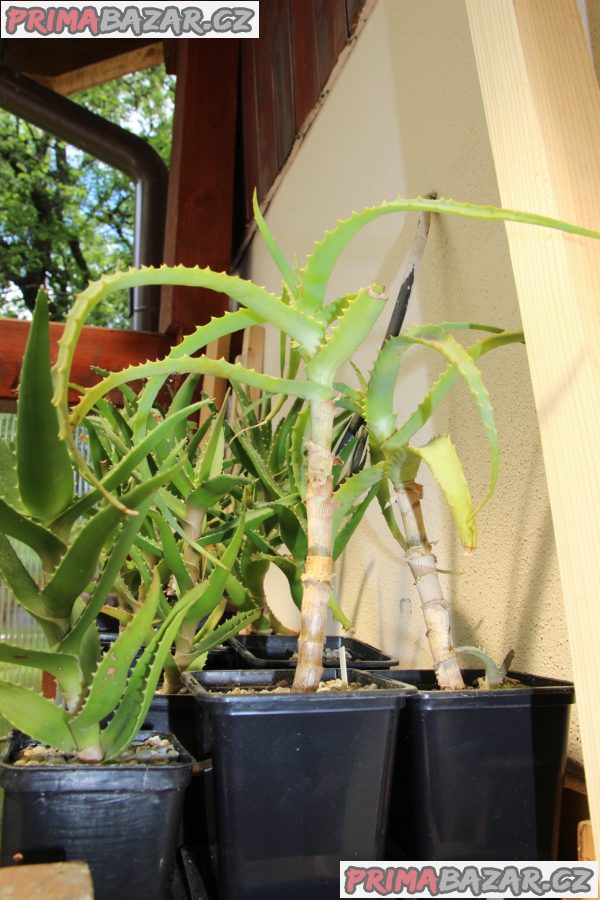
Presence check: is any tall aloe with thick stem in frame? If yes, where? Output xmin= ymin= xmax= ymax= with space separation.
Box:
xmin=50 ymin=195 xmax=600 ymax=692
xmin=363 ymin=324 xmax=525 ymax=689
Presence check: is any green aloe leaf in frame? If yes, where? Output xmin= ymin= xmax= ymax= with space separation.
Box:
xmin=189 ymin=607 xmax=262 ymax=659
xmin=188 ymin=475 xmax=248 ymax=510
xmin=332 ymin=463 xmax=385 ymax=533
xmin=71 ymin=356 xmax=331 ymax=427
xmin=333 ymin=483 xmax=380 ymax=560
xmin=54 ymin=265 xmax=324 ymax=437
xmin=43 ymin=464 xmax=183 ymax=619
xmin=392 ymin=330 xmax=524 ymax=446
xmin=252 ymin=190 xmax=297 ymax=297
xmin=17 ymin=289 xmax=73 ymax=522
xmin=0 ymin=681 xmax=73 ymax=752
xmin=299 ymin=195 xmax=600 ymax=313
xmin=99 ymin=589 xmax=198 ymax=760
xmin=389 ymin=435 xmax=477 ymax=550
xmin=180 ymin=517 xmax=246 ymax=629
xmin=149 ymin=512 xmax=193 ymax=596
xmin=0 ymin=439 xmax=24 ymax=513
xmin=0 ymin=533 xmax=63 ymax=633
xmin=71 ymin=570 xmax=163 ymax=732
xmin=307 ymin=287 xmax=387 ymax=385
xmin=54 ymin=400 xmax=207 ymax=535
xmin=0 ymin=643 xmax=81 ymax=701
xmin=0 ymin=498 xmax=66 ymax=571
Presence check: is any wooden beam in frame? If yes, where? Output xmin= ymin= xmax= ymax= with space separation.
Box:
xmin=0 ymin=862 xmax=93 ymax=899
xmin=0 ymin=318 xmax=171 ymax=403
xmin=467 ymin=0 xmax=600 ymax=842
xmin=26 ymin=43 xmax=164 ymax=95
xmin=160 ymin=40 xmax=239 ymax=339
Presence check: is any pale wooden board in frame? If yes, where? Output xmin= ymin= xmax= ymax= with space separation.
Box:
xmin=27 ymin=43 xmax=164 ymax=95
xmin=466 ymin=0 xmax=600 ymax=840
xmin=0 ymin=862 xmax=94 ymax=899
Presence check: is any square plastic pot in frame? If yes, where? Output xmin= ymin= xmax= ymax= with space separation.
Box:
xmin=228 ymin=634 xmax=397 ymax=669
xmin=0 ymin=730 xmax=193 ymax=900
xmin=187 ymin=668 xmax=416 ymax=900
xmin=382 ymin=670 xmax=574 ymax=860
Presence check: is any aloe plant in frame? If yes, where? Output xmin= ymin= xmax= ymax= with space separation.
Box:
xmin=47 ymin=195 xmax=600 ymax=694
xmin=0 ymin=290 xmax=242 ymax=759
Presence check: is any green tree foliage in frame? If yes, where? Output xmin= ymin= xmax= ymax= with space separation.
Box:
xmin=0 ymin=66 xmax=174 ymax=327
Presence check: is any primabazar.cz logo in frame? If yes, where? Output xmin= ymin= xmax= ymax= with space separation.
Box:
xmin=1 ymin=1 xmax=260 ymax=38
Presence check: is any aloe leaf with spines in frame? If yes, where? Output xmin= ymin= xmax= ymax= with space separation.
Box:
xmin=51 ymin=195 xmax=600 ymax=695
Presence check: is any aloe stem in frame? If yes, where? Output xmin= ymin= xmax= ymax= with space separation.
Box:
xmin=392 ymin=480 xmax=464 ymax=690
xmin=293 ymin=398 xmax=335 ymax=691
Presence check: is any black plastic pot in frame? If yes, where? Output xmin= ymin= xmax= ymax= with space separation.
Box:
xmin=0 ymin=730 xmax=193 ymax=900
xmin=383 ymin=669 xmax=574 ymax=861
xmin=228 ymin=634 xmax=398 ymax=669
xmin=187 ymin=668 xmax=415 ymax=900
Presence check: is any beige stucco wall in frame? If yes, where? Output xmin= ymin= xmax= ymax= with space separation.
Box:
xmin=239 ymin=0 xmax=589 ymax=762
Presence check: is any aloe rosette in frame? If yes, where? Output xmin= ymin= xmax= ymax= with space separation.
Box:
xmin=48 ymin=195 xmax=600 ymax=693
xmin=0 ymin=292 xmax=245 ymax=759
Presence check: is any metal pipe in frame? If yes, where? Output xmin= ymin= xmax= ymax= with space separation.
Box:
xmin=0 ymin=65 xmax=168 ymax=331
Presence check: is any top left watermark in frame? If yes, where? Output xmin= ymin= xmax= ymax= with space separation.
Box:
xmin=1 ymin=1 xmax=260 ymax=38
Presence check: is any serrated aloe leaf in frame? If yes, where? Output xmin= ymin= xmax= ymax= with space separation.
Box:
xmin=333 ymin=483 xmax=380 ymax=560
xmin=17 ymin=289 xmax=73 ymax=522
xmin=269 ymin=398 xmax=303 ymax=474
xmin=188 ymin=475 xmax=248 ymax=510
xmin=99 ymin=591 xmax=197 ymax=760
xmin=71 ymin=356 xmax=331 ymax=428
xmin=277 ymin=506 xmax=307 ymax=564
xmin=375 ymin=474 xmax=408 ymax=552
xmin=196 ymin=398 xmax=227 ymax=483
xmin=253 ymin=190 xmax=297 ymax=296
xmin=0 ymin=439 xmax=24 ymax=513
xmin=96 ymin=399 xmax=132 ymax=448
xmin=391 ymin=435 xmax=477 ymax=550
xmin=52 ymin=401 xmax=205 ymax=533
xmin=0 ymin=533 xmax=64 ymax=635
xmin=0 ymin=681 xmax=73 ymax=752
xmin=232 ymin=429 xmax=282 ymax=498
xmin=54 ymin=265 xmax=324 ymax=436
xmin=258 ymin=553 xmax=303 ymax=607
xmin=71 ymin=570 xmax=162 ymax=732
xmin=401 ymin=326 xmax=499 ymax=511
xmin=300 ymin=195 xmax=600 ymax=313
xmin=307 ymin=287 xmax=387 ymax=385
xmin=332 ymin=463 xmax=385 ymax=533
xmin=149 ymin=512 xmax=193 ymax=595
xmin=180 ymin=517 xmax=246 ymax=629
xmin=171 ymin=308 xmax=265 ymax=360
xmin=0 ymin=498 xmax=66 ymax=571
xmin=392 ymin=330 xmax=524 ymax=447
xmin=44 ymin=464 xmax=183 ymax=620
xmin=290 ymin=404 xmax=309 ymax=499
xmin=0 ymin=643 xmax=81 ymax=702
xmin=242 ymin=556 xmax=270 ymax=603
xmin=189 ymin=607 xmax=262 ymax=659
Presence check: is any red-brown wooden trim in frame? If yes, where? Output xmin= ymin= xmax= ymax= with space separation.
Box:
xmin=160 ymin=39 xmax=240 ymax=339
xmin=0 ymin=318 xmax=171 ymax=404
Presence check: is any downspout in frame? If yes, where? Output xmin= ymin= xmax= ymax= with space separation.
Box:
xmin=0 ymin=64 xmax=168 ymax=331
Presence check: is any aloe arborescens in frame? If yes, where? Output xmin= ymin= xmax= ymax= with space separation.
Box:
xmin=49 ymin=195 xmax=600 ymax=693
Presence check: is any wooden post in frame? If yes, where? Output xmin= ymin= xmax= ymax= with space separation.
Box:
xmin=467 ymin=0 xmax=600 ymax=841
xmin=160 ymin=39 xmax=239 ymax=339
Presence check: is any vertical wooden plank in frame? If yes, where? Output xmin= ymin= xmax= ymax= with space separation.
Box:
xmin=290 ymin=0 xmax=320 ymax=132
xmin=160 ymin=40 xmax=239 ymax=337
xmin=271 ymin=0 xmax=295 ymax=169
xmin=254 ymin=4 xmax=279 ymax=200
xmin=241 ymin=41 xmax=260 ymax=221
xmin=241 ymin=325 xmax=265 ymax=404
xmin=467 ymin=0 xmax=600 ymax=843
xmin=345 ymin=0 xmax=365 ymax=35
xmin=313 ymin=0 xmax=347 ymax=90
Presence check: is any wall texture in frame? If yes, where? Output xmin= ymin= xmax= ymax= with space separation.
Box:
xmin=239 ymin=0 xmax=593 ymax=762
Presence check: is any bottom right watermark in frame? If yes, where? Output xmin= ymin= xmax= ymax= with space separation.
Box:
xmin=340 ymin=861 xmax=599 ymax=898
